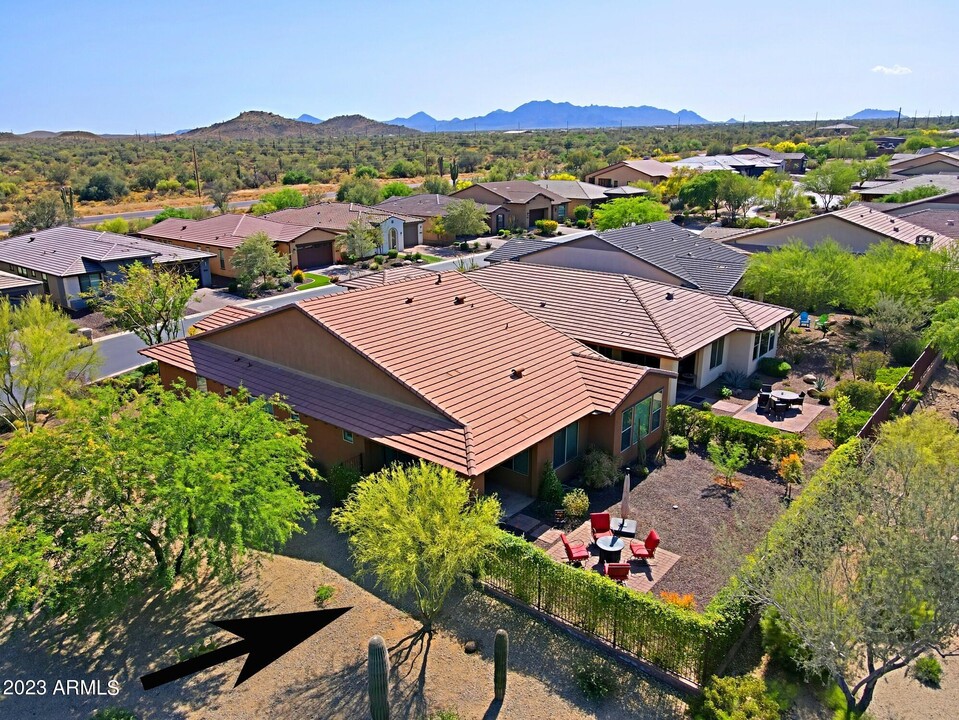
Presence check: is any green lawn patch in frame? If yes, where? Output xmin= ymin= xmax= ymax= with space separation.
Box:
xmin=296 ymin=273 xmax=332 ymax=290
xmin=418 ymin=254 xmax=443 ymax=264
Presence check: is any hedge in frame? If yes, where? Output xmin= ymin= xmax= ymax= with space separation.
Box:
xmin=667 ymin=406 xmax=806 ymax=461
xmin=757 ymin=357 xmax=791 ymax=378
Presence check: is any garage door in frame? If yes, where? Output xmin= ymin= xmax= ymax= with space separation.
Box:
xmin=296 ymin=242 xmax=334 ymax=268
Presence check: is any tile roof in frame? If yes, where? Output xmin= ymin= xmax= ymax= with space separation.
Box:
xmin=0 ymin=226 xmax=211 ymax=277
xmin=453 ymin=180 xmax=568 ymax=205
xmin=192 ymin=305 xmax=260 ymax=333
xmin=532 ymin=180 xmax=609 ymax=201
xmin=619 ymin=159 xmax=674 ymax=177
xmin=0 ymin=270 xmax=42 ymax=291
xmin=142 ymin=272 xmax=658 ymax=476
xmin=892 ymin=209 xmax=959 ymax=239
xmin=669 ymin=154 xmax=782 ymax=172
xmin=266 ymin=202 xmax=421 ymax=231
xmin=888 ymin=151 xmax=959 ymax=172
xmin=470 ymin=262 xmax=792 ymax=360
xmin=486 ymin=235 xmax=578 ymax=263
xmin=141 ymin=213 xmax=316 ymax=249
xmin=601 ymin=185 xmax=649 ymax=197
xmin=340 ymin=265 xmax=434 ymax=290
xmin=374 ymin=194 xmax=501 ymax=218
xmin=855 ymin=175 xmax=959 ymax=199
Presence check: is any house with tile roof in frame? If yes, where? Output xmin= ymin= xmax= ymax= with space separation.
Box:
xmin=532 ymin=179 xmax=647 ymax=215
xmin=668 ymin=153 xmax=784 ymax=177
xmin=374 ymin=194 xmax=505 ymax=243
xmin=0 ymin=226 xmax=213 ymax=309
xmin=139 ymin=213 xmax=333 ymax=277
xmin=488 ymin=222 xmax=749 ymax=294
xmin=731 ymin=146 xmax=807 ymax=174
xmin=887 ymin=151 xmax=959 ymax=177
xmin=140 ymin=271 xmax=674 ymax=497
xmin=450 ymin=180 xmax=570 ymax=229
xmin=266 ymin=202 xmax=423 ymax=257
xmin=471 ymin=262 xmax=791 ymax=403
xmin=0 ymin=270 xmax=43 ymax=303
xmin=584 ymin=159 xmax=673 ymax=188
xmin=724 ymin=205 xmax=955 ymax=253
xmin=855 ymin=174 xmax=959 ymax=201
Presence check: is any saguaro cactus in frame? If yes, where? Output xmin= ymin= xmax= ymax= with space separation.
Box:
xmin=368 ymin=635 xmax=390 ymax=720
xmin=494 ymin=628 xmax=509 ymax=701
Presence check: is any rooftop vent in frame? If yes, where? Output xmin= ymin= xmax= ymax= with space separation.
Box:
xmin=539 ymin=301 xmax=546 ymax=307
xmin=405 ymin=297 xmax=414 ymax=304
xmin=435 ymin=275 xmax=442 ymax=284
xmin=510 ymin=367 xmax=524 ymax=379
xmin=27 ymin=237 xmax=34 ymax=243
xmin=453 ymin=296 xmax=466 ymax=305
xmin=665 ymin=292 xmax=674 ymax=301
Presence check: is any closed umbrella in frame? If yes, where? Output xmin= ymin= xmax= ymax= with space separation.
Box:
xmin=620 ymin=471 xmax=631 ymax=521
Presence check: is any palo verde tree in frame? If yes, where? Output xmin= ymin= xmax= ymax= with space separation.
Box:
xmin=231 ymin=231 xmax=288 ymax=294
xmin=331 ymin=461 xmax=501 ymax=627
xmin=741 ymin=239 xmax=854 ymax=314
xmin=739 ymin=413 xmax=959 ymax=716
xmin=0 ymin=296 xmax=99 ymax=432
xmin=678 ymin=171 xmax=723 ymax=218
xmin=0 ymin=383 xmax=317 ymax=620
xmin=8 ymin=191 xmax=73 ymax=236
xmin=591 ymin=196 xmax=669 ymax=230
xmin=336 ymin=217 xmax=380 ymax=263
xmin=716 ymin=170 xmax=759 ymax=222
xmin=83 ymin=262 xmax=197 ymax=346
xmin=436 ymin=199 xmax=489 ymax=239
xmin=802 ymin=160 xmax=858 ymax=209
xmin=925 ymin=296 xmax=959 ymax=367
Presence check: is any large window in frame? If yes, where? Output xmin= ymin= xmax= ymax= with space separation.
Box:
xmin=389 ymin=227 xmax=398 ymax=250
xmin=501 ymin=449 xmax=530 ymax=476
xmin=709 ymin=337 xmax=725 ymax=369
xmin=620 ymin=390 xmax=664 ymax=450
xmin=78 ymin=272 xmax=103 ymax=293
xmin=752 ymin=328 xmax=776 ymax=360
xmin=553 ymin=421 xmax=579 ymax=468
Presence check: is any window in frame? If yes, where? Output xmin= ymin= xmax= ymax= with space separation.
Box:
xmin=621 ymin=406 xmax=634 ymax=451
xmin=343 ymin=429 xmax=354 ymax=444
xmin=502 ymin=449 xmax=530 ymax=475
xmin=709 ymin=337 xmax=725 ymax=370
xmin=218 ymin=250 xmax=226 ymax=270
xmin=752 ymin=328 xmax=776 ymax=360
xmin=78 ymin=272 xmax=103 ymax=292
xmin=552 ymin=421 xmax=579 ymax=468
xmin=621 ymin=351 xmax=661 ymax=368
xmin=557 ymin=205 xmax=566 ymax=221
xmin=196 ymin=376 xmax=208 ymax=392
xmin=290 ymin=411 xmax=300 ymax=422
xmin=223 ymin=387 xmax=232 ymax=396
xmin=389 ymin=227 xmax=398 ymax=250
xmin=621 ymin=390 xmax=664 ymax=450
xmin=650 ymin=391 xmax=663 ymax=432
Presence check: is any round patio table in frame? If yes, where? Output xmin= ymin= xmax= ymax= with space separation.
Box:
xmin=596 ymin=536 xmax=625 ymax=563
xmin=770 ymin=390 xmax=800 ymax=402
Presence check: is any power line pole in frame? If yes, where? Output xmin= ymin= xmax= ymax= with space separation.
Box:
xmin=896 ymin=107 xmax=901 ymax=129
xmin=192 ymin=144 xmax=201 ymax=198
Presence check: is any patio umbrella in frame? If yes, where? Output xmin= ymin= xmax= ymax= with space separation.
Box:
xmin=620 ymin=472 xmax=631 ymax=521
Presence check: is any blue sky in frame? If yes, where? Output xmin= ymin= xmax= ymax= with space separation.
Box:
xmin=1 ymin=0 xmax=955 ymax=133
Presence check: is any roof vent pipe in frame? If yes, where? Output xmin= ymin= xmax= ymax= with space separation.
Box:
xmin=405 ymin=297 xmax=414 ymax=304
xmin=510 ymin=367 xmax=524 ymax=379
xmin=453 ymin=296 xmax=466 ymax=305
xmin=665 ymin=292 xmax=674 ymax=300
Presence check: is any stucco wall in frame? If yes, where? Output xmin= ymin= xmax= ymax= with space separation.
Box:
xmin=586 ymin=164 xmax=667 ymax=186
xmin=728 ymin=215 xmax=882 ymax=254
xmin=520 ymin=235 xmax=683 ymax=285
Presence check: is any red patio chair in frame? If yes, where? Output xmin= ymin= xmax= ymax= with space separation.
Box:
xmin=590 ymin=512 xmax=613 ymax=542
xmin=561 ymin=533 xmax=589 ymax=565
xmin=604 ymin=562 xmax=631 ymax=584
xmin=630 ymin=529 xmax=660 ymax=564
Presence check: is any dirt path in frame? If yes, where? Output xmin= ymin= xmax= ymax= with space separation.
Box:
xmin=0 ymin=548 xmax=687 ymax=719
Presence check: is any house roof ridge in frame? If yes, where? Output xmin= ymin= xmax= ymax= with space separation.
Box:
xmin=462 ymin=425 xmax=477 ymax=476
xmin=624 ymin=276 xmax=680 ymax=357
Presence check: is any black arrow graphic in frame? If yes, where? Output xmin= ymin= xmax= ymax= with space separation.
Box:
xmin=140 ymin=607 xmax=351 ymax=690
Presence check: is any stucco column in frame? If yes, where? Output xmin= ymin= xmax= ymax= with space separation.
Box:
xmin=661 ymin=359 xmax=680 ymax=406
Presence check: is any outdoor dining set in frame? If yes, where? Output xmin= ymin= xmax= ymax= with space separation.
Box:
xmin=560 ymin=511 xmax=661 ymax=584
xmin=757 ymin=383 xmax=805 ymax=421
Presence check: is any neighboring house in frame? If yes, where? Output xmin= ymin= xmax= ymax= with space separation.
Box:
xmin=724 ymin=205 xmax=954 ymax=253
xmin=488 ymin=221 xmax=749 ymax=294
xmin=450 ymin=181 xmax=569 ymax=229
xmin=0 ymin=270 xmax=42 ymax=303
xmin=856 ymin=174 xmax=959 ymax=201
xmin=872 ymin=136 xmax=905 ymax=152
xmin=373 ymin=194 xmax=504 ymax=244
xmin=731 ymin=146 xmax=807 ymax=174
xmin=887 ymin=152 xmax=959 ymax=177
xmin=669 ymin=153 xmax=783 ymax=177
xmin=139 ymin=213 xmax=330 ymax=278
xmin=140 ymin=271 xmax=674 ymax=497
xmin=895 ymin=209 xmax=959 ymax=239
xmin=0 ymin=227 xmax=213 ymax=309
xmin=879 ymin=190 xmax=959 ymax=216
xmin=191 ymin=305 xmax=260 ymax=333
xmin=339 ymin=265 xmax=433 ymax=290
xmin=471 ymin=262 xmax=791 ymax=404
xmin=584 ymin=159 xmax=673 ymax=187
xmin=531 ymin=179 xmax=640 ymax=215
xmin=817 ymin=123 xmax=858 ymax=135
xmin=267 ymin=202 xmax=423 ymax=257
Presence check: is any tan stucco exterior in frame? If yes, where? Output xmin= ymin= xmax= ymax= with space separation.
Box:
xmin=586 ymin=163 xmax=669 ymax=187
xmin=727 ymin=215 xmax=885 ymax=254
xmin=519 ymin=235 xmax=684 ymax=285
xmin=452 ymin=185 xmax=564 ymax=228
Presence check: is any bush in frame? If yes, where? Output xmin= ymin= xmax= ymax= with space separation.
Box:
xmin=576 ymin=219 xmax=588 ymax=228
xmin=575 ymin=660 xmax=617 ymax=701
xmin=890 ymin=337 xmax=924 ymax=367
xmin=282 ymin=169 xmax=312 ymax=185
xmin=573 ymin=204 xmax=591 ymax=222
xmin=326 ymin=463 xmax=362 ymax=505
xmin=660 ymin=591 xmax=696 ymax=610
xmin=291 ymin=269 xmax=305 ymax=283
xmin=373 ymin=254 xmax=385 ymax=264
xmin=761 ymin=607 xmax=810 ymax=674
xmin=582 ymin=448 xmax=618 ymax=489
xmin=719 ymin=386 xmax=733 ymax=399
xmin=562 ymin=488 xmax=589 ymax=520
xmin=667 ymin=435 xmax=689 ymax=456
xmin=874 ymin=366 xmax=910 ymax=388
xmin=758 ymin=357 xmax=791 ymax=378
xmin=697 ymin=675 xmax=781 ymax=720
xmin=314 ymin=583 xmax=335 ymax=606
xmin=833 ymin=379 xmax=885 ymax=412
xmin=912 ymin=655 xmax=943 ymax=687
xmin=79 ymin=172 xmax=127 ymax=202
xmin=721 ymin=370 xmax=749 ymax=390
xmin=538 ymin=462 xmax=564 ymax=504
xmin=534 ymin=219 xmax=559 ymax=236
xmin=387 ymin=248 xmax=399 ymax=259
xmin=852 ymin=350 xmax=887 ymax=382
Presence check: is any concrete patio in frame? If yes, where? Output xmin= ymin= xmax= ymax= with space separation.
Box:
xmin=731 ymin=398 xmax=829 ymax=433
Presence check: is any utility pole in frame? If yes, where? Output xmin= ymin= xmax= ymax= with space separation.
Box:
xmin=192 ymin=144 xmax=201 ymax=198
xmin=896 ymin=107 xmax=901 ymax=129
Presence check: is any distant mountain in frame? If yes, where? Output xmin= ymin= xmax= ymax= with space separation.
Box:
xmin=846 ymin=108 xmax=899 ymax=120
xmin=179 ymin=111 xmax=417 ymax=140
xmin=297 ymin=114 xmax=324 ymax=124
xmin=386 ymin=100 xmax=711 ymax=132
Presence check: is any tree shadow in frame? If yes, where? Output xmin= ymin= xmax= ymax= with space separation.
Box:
xmin=700 ymin=482 xmax=738 ymax=507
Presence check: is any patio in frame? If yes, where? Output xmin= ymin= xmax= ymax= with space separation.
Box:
xmin=729 ymin=397 xmax=828 ymax=433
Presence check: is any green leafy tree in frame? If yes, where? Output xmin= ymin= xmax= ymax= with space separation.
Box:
xmin=336 ymin=176 xmax=382 ymax=206
xmin=331 ymin=461 xmax=501 ymax=626
xmin=380 ymin=181 xmax=413 ymax=199
xmin=436 ymin=199 xmax=489 ymax=239
xmin=0 ymin=296 xmax=100 ymax=431
xmin=678 ymin=171 xmax=723 ymax=218
xmin=707 ymin=441 xmax=749 ymax=487
xmin=868 ymin=293 xmax=924 ymax=350
xmin=207 ymin=178 xmax=237 ymax=213
xmin=742 ymin=239 xmax=854 ymax=313
xmin=802 ymin=160 xmax=858 ymax=209
xmin=591 ymin=197 xmax=669 ymax=230
xmin=421 ymin=175 xmax=453 ymax=195
xmin=231 ymin=231 xmax=288 ymax=293
xmin=739 ymin=412 xmax=959 ymax=716
xmin=852 ymin=157 xmax=889 ymax=188
xmin=83 ymin=262 xmax=197 ymax=346
xmin=8 ymin=192 xmax=72 ymax=236
xmin=717 ymin=171 xmax=759 ymax=222
xmin=251 ymin=187 xmax=305 ymax=215
xmin=78 ymin=172 xmax=127 ymax=202
xmin=925 ymin=297 xmax=959 ymax=367
xmin=0 ymin=384 xmax=316 ymax=619
xmin=336 ymin=217 xmax=380 ymax=264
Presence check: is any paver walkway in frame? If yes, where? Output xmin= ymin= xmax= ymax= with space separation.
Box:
xmin=732 ymin=399 xmax=828 ymax=433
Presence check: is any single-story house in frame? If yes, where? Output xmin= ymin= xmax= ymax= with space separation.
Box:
xmin=879 ymin=190 xmax=959 ymax=216
xmin=584 ymin=159 xmax=673 ymax=187
xmin=872 ymin=137 xmax=905 ymax=152
xmin=723 ymin=205 xmax=955 ymax=253
xmin=732 ymin=146 xmax=807 ymax=174
xmin=141 ymin=271 xmax=674 ymax=498
xmin=139 ymin=213 xmax=330 ymax=278
xmin=895 ymin=209 xmax=959 ymax=239
xmin=470 ymin=262 xmax=792 ymax=405
xmin=373 ymin=194 xmax=504 ymax=244
xmin=339 ymin=265 xmax=433 ymax=290
xmin=0 ymin=227 xmax=213 ymax=309
xmin=191 ymin=305 xmax=260 ymax=334
xmin=0 ymin=270 xmax=42 ymax=302
xmin=668 ymin=153 xmax=783 ymax=177
xmin=887 ymin=152 xmax=959 ymax=177
xmin=817 ymin=123 xmax=858 ymax=135
xmin=488 ymin=221 xmax=748 ymax=294
xmin=856 ymin=174 xmax=959 ymax=201
xmin=532 ymin=179 xmax=647 ymax=215
xmin=267 ymin=202 xmax=423 ymax=258
xmin=450 ymin=181 xmax=569 ymax=229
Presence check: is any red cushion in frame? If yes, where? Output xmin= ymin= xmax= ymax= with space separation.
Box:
xmin=592 ymin=528 xmax=613 ymax=540
xmin=605 ymin=563 xmax=630 ymax=581
xmin=645 ymin=529 xmax=661 ymax=553
xmin=590 ymin=512 xmax=611 ymax=532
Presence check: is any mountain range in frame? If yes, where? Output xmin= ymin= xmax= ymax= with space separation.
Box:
xmin=385 ymin=100 xmax=710 ymax=132
xmin=178 ymin=111 xmax=417 ymax=140
xmin=845 ymin=108 xmax=899 ymax=120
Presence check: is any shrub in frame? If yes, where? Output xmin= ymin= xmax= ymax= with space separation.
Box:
xmin=227 ymin=281 xmax=239 ymax=294
xmin=373 ymin=254 xmax=385 ymax=264
xmin=697 ymin=675 xmax=781 ymax=720
xmin=758 ymin=357 xmax=791 ymax=378
xmin=874 ymin=366 xmax=910 ymax=388
xmin=666 ymin=404 xmax=698 ymax=437
xmin=721 ymin=370 xmax=749 ymax=390
xmin=575 ymin=660 xmax=617 ymax=701
xmin=582 ymin=448 xmax=618 ymax=489
xmin=291 ymin=269 xmax=305 ymax=283
xmin=667 ymin=435 xmax=689 ymax=456
xmin=852 ymin=350 xmax=887 ymax=382
xmin=314 ymin=583 xmax=335 ymax=606
xmin=719 ymin=386 xmax=733 ymax=399
xmin=576 ymin=219 xmax=588 ymax=228
xmin=744 ymin=216 xmax=770 ymax=228
xmin=562 ymin=488 xmax=589 ymax=520
xmin=833 ymin=379 xmax=885 ymax=412
xmin=155 ymin=178 xmax=182 ymax=194
xmin=912 ymin=655 xmax=943 ymax=687
xmin=538 ymin=462 xmax=564 ymax=504
xmin=708 ymin=441 xmax=749 ymax=487
xmin=282 ymin=169 xmax=312 ymax=185
xmin=761 ymin=607 xmax=810 ymax=674
xmin=326 ymin=463 xmax=362 ymax=505
xmin=79 ymin=172 xmax=127 ymax=202
xmin=890 ymin=337 xmax=924 ymax=366
xmin=660 ymin=591 xmax=696 ymax=610
xmin=534 ymin=219 xmax=559 ymax=236
xmin=573 ymin=204 xmax=591 ymax=222
xmin=387 ymin=248 xmax=399 ymax=259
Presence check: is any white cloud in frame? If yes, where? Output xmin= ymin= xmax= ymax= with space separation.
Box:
xmin=871 ymin=64 xmax=912 ymax=76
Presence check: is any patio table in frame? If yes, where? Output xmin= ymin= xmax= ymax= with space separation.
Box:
xmin=596 ymin=535 xmax=625 ymax=563
xmin=610 ymin=517 xmax=637 ymax=537
xmin=770 ymin=390 xmax=800 ymax=402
